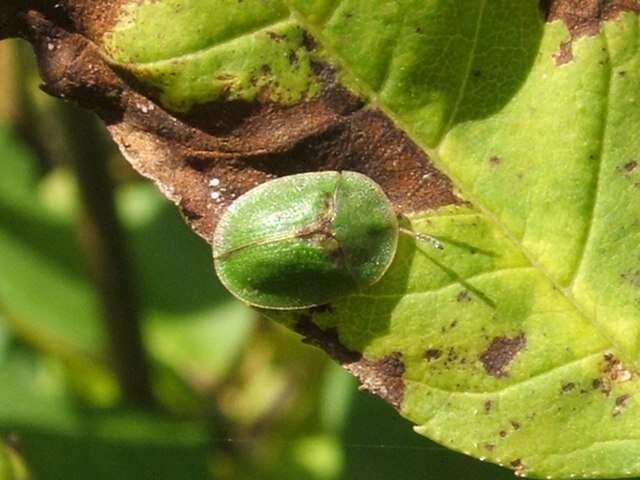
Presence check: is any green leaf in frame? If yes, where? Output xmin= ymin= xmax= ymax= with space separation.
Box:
xmin=0 ymin=442 xmax=30 ymax=480
xmin=13 ymin=0 xmax=640 ymax=477
xmin=103 ymin=0 xmax=321 ymax=110
xmin=0 ymin=345 xmax=211 ymax=480
xmin=0 ymin=127 xmax=104 ymax=356
xmin=0 ymin=124 xmax=254 ymax=391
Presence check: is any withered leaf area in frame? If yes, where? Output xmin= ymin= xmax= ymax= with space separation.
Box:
xmin=542 ymin=0 xmax=640 ymax=63
xmin=3 ymin=0 xmax=460 ymax=242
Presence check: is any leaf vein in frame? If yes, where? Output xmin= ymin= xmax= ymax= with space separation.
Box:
xmin=441 ymin=0 xmax=488 ymax=137
xmin=113 ymin=16 xmax=294 ymax=68
xmin=567 ymin=33 xmax=613 ymax=290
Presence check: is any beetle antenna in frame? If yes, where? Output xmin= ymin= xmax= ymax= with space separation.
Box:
xmin=399 ymin=228 xmax=445 ymax=250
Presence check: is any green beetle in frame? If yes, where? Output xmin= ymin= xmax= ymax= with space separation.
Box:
xmin=213 ymin=171 xmax=440 ymax=310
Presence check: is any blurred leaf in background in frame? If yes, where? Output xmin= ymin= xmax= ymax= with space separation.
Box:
xmin=0 ymin=439 xmax=30 ymax=480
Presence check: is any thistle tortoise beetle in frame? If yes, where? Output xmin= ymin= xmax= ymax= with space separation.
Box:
xmin=212 ymin=171 xmax=442 ymax=310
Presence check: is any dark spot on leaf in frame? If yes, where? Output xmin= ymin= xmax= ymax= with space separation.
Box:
xmin=602 ymin=352 xmax=634 ymax=385
xmin=288 ymin=49 xmax=299 ymax=66
xmin=616 ymin=393 xmax=632 ymax=406
xmin=546 ymin=0 xmax=640 ymax=65
xmin=260 ymin=64 xmax=272 ymax=75
xmin=301 ymin=30 xmax=318 ymax=51
xmin=483 ymin=443 xmax=495 ymax=452
xmin=562 ymin=382 xmax=575 ymax=392
xmin=479 ymin=334 xmax=527 ymax=378
xmin=499 ymin=430 xmax=507 ymax=438
xmin=622 ymin=270 xmax=640 ymax=287
xmin=425 ymin=349 xmax=442 ymax=362
xmin=484 ymin=400 xmax=493 ymax=414
xmin=553 ymin=40 xmax=574 ymax=65
xmin=619 ymin=160 xmax=638 ymax=173
xmin=613 ymin=393 xmax=632 ymax=417
xmin=510 ymin=420 xmax=521 ymax=430
xmin=457 ymin=290 xmax=473 ymax=303
xmin=510 ymin=458 xmax=525 ymax=477
xmin=350 ymin=353 xmax=406 ymax=410
xmin=592 ymin=353 xmax=636 ymax=397
xmin=446 ymin=347 xmax=460 ymax=364
xmin=266 ymin=31 xmax=286 ymax=42
xmin=489 ymin=155 xmax=502 ymax=166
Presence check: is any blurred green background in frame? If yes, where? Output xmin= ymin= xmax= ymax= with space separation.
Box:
xmin=0 ymin=40 xmax=513 ymax=480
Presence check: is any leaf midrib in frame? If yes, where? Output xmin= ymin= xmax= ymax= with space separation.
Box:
xmin=281 ymin=3 xmax=621 ymax=357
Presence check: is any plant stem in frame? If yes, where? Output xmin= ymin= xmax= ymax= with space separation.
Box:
xmin=57 ymin=103 xmax=155 ymax=407
xmin=11 ymin=40 xmax=54 ymax=173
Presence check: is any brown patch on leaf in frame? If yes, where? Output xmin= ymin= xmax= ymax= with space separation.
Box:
xmin=613 ymin=393 xmax=632 ymax=416
xmin=620 ymin=160 xmax=638 ymax=173
xmin=546 ymin=0 xmax=640 ymax=64
xmin=511 ymin=458 xmax=526 ymax=477
xmin=562 ymin=381 xmax=576 ymax=392
xmin=301 ymin=30 xmax=318 ymax=51
xmin=616 ymin=393 xmax=632 ymax=405
xmin=595 ymin=352 xmax=635 ymax=395
xmin=479 ymin=334 xmax=527 ymax=378
xmin=425 ymin=349 xmax=442 ymax=362
xmin=15 ymin=3 xmax=461 ymax=242
xmin=621 ymin=270 xmax=640 ymax=287
xmin=296 ymin=316 xmax=406 ymax=410
xmin=456 ymin=290 xmax=473 ymax=303
xmin=349 ymin=352 xmax=406 ymax=410
xmin=53 ymin=0 xmax=139 ymax=40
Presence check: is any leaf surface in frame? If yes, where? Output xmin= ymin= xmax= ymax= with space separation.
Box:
xmin=5 ymin=1 xmax=640 ymax=477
